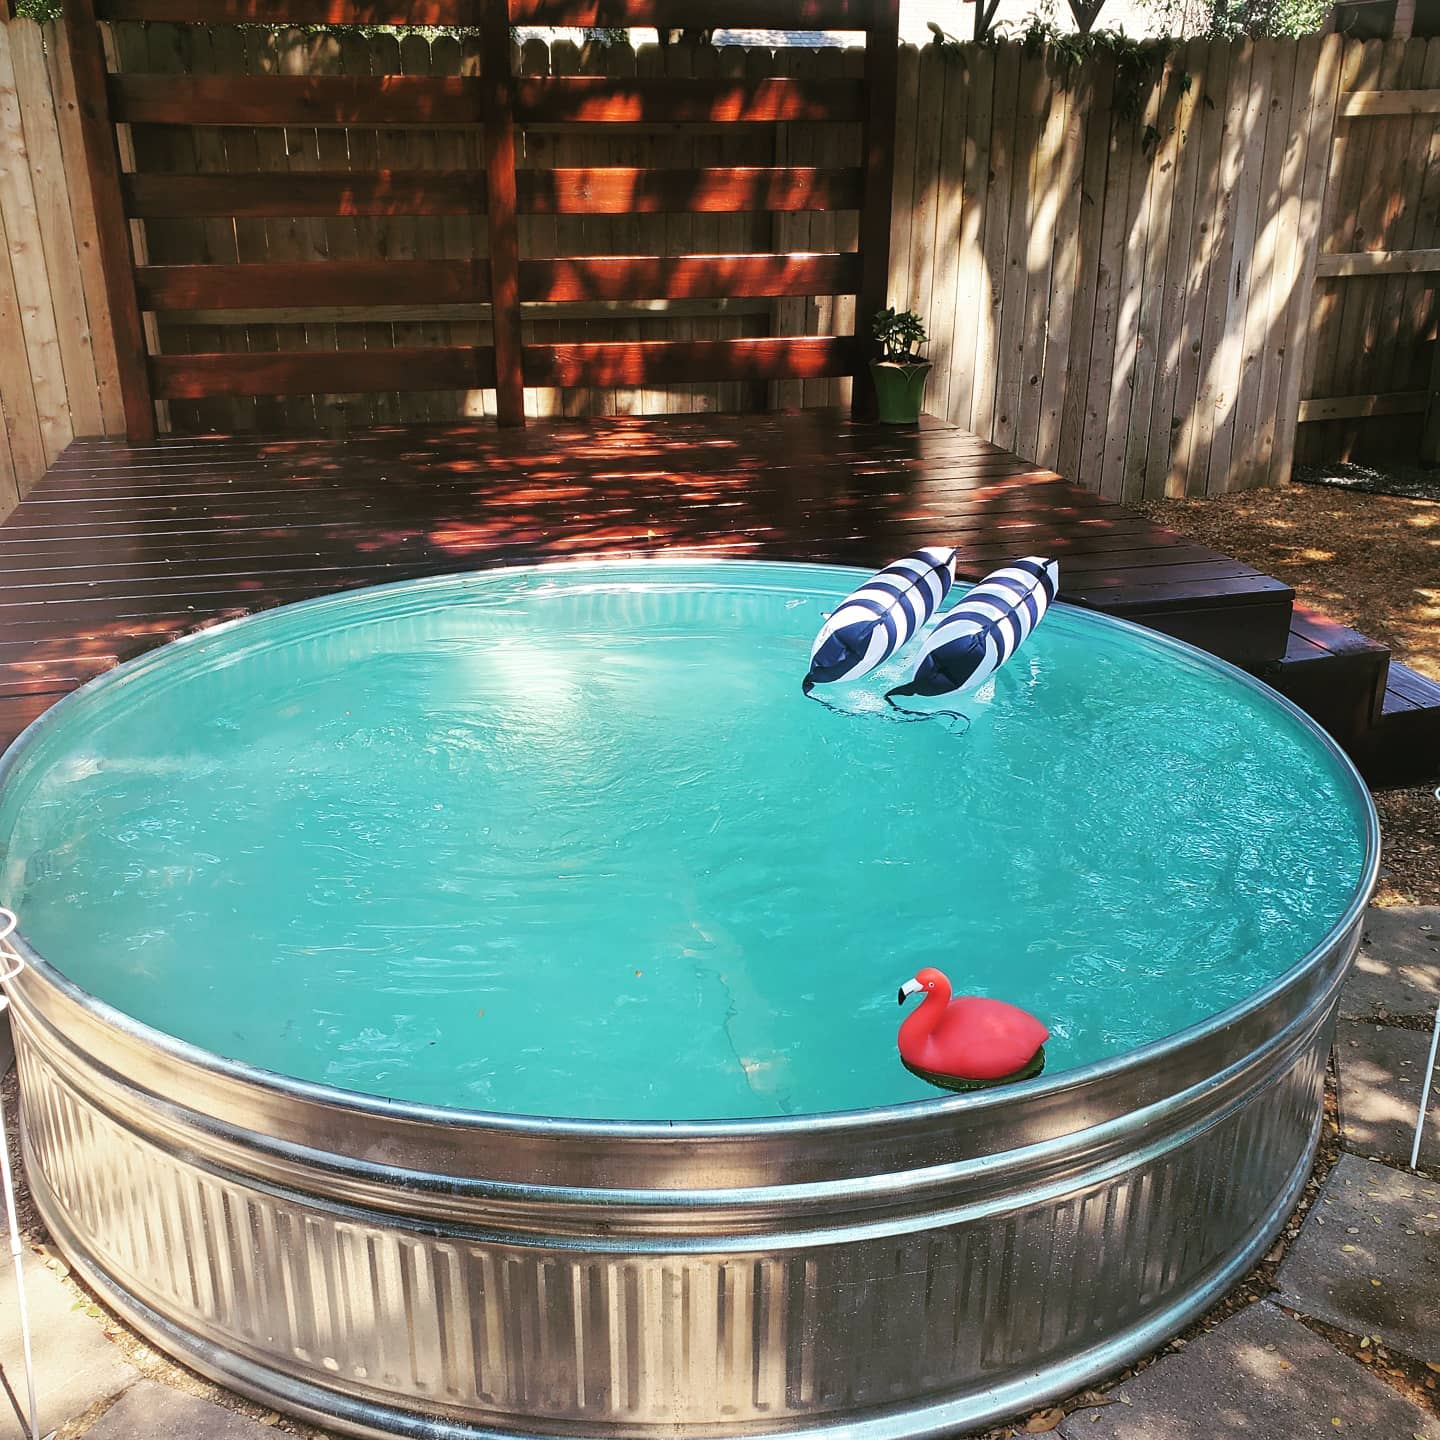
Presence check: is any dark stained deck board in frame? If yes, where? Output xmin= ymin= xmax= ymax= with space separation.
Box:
xmin=0 ymin=408 xmax=1306 ymax=753
xmin=1383 ymin=661 xmax=1440 ymax=711
xmin=1357 ymin=662 xmax=1440 ymax=786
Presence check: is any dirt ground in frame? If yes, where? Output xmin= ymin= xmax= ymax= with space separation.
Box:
xmin=1137 ymin=484 xmax=1439 ymax=907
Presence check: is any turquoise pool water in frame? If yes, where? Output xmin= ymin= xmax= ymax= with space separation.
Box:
xmin=0 ymin=563 xmax=1370 ymax=1122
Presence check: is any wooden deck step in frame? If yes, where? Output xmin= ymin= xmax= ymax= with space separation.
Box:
xmin=1354 ymin=661 xmax=1440 ymax=787
xmin=1252 ymin=606 xmax=1440 ymax=787
xmin=1255 ymin=606 xmax=1391 ymax=747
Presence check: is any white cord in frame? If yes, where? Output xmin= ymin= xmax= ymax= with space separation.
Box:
xmin=1411 ymin=998 xmax=1440 ymax=1173
xmin=0 ymin=908 xmax=41 ymax=1440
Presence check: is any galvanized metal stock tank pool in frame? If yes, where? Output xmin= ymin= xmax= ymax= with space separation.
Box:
xmin=0 ymin=564 xmax=1379 ymax=1440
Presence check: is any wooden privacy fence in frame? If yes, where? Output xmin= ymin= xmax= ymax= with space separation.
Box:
xmin=0 ymin=16 xmax=124 ymax=512
xmin=5 ymin=23 xmax=1440 ymax=504
xmin=1298 ymin=36 xmax=1440 ymax=464
xmin=886 ymin=34 xmax=1345 ymax=501
xmin=64 ymin=0 xmax=900 ymax=440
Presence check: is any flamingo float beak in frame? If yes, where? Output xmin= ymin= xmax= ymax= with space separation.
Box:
xmin=898 ymin=978 xmax=923 ymax=1005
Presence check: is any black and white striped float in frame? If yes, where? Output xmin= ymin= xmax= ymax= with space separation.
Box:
xmin=888 ymin=556 xmax=1059 ymax=699
xmin=804 ymin=546 xmax=957 ymax=690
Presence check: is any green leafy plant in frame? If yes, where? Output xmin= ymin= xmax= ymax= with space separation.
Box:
xmin=1015 ymin=13 xmax=1172 ymax=122
xmin=871 ymin=308 xmax=929 ymax=364
xmin=930 ymin=6 xmax=1172 ymax=126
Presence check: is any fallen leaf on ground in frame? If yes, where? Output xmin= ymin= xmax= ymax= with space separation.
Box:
xmin=1022 ymin=1410 xmax=1064 ymax=1433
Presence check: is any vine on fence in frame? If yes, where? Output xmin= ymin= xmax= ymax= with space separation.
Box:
xmin=928 ymin=11 xmax=1177 ymax=132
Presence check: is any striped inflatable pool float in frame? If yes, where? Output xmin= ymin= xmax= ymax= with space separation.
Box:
xmin=804 ymin=547 xmax=957 ymax=689
xmin=889 ymin=556 xmax=1059 ymax=699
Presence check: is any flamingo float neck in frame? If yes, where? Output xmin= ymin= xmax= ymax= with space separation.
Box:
xmin=897 ymin=970 xmax=952 ymax=1046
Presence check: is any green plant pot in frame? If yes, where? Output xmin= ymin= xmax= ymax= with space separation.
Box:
xmin=870 ymin=359 xmax=932 ymax=425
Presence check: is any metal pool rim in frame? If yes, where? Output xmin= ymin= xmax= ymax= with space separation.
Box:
xmin=0 ymin=556 xmax=1380 ymax=1143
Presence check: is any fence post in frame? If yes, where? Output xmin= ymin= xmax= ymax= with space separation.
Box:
xmin=854 ymin=0 xmax=900 ymax=419
xmin=481 ymin=0 xmax=525 ymax=427
xmin=61 ymin=0 xmax=154 ymax=443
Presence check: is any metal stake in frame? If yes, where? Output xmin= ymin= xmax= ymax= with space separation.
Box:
xmin=1410 ymin=998 xmax=1440 ymax=1173
xmin=0 ymin=909 xmax=40 ymax=1440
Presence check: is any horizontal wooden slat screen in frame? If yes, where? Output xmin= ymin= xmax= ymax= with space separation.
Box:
xmin=98 ymin=0 xmax=868 ymax=21
xmin=519 ymin=253 xmax=860 ymax=302
xmin=521 ymin=167 xmax=863 ymax=214
xmin=509 ymin=0 xmax=869 ymax=24
xmin=112 ymin=76 xmax=862 ymax=129
xmin=124 ymin=167 xmax=864 ymax=219
xmin=513 ymin=78 xmax=863 ymax=125
xmin=68 ymin=5 xmax=895 ymax=432
xmin=151 ymin=347 xmax=500 ymax=397
xmin=522 ymin=337 xmax=855 ymax=387
xmin=96 ymin=0 xmax=488 ymax=18
xmin=140 ymin=254 xmax=860 ymax=313
xmin=111 ymin=74 xmax=485 ymax=126
xmin=124 ymin=172 xmax=484 ymax=217
xmin=136 ymin=260 xmax=494 ymax=309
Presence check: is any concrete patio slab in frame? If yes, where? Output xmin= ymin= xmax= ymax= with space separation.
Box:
xmin=77 ymin=1381 xmax=281 ymax=1439
xmin=1341 ymin=907 xmax=1440 ymax=1022
xmin=1335 ymin=1021 xmax=1438 ymax=1170
xmin=1276 ymin=1153 xmax=1440 ymax=1364
xmin=1054 ymin=1300 xmax=1440 ymax=1439
xmin=0 ymin=1247 xmax=136 ymax=1438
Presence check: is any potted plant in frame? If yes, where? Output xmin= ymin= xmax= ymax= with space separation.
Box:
xmin=869 ymin=308 xmax=931 ymax=424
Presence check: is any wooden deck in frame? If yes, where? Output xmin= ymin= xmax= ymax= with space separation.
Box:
xmin=0 ymin=410 xmax=1433 ymax=784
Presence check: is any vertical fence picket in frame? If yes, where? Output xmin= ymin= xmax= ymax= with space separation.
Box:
xmin=9 ymin=21 xmax=104 ymax=440
xmin=1185 ymin=39 xmax=1254 ymax=495
xmin=1055 ymin=56 xmax=1113 ymax=480
xmin=1034 ymin=56 xmax=1086 ymax=470
xmin=1165 ymin=39 xmax=1230 ymax=495
xmin=991 ymin=43 xmax=1045 ymax=454
xmin=946 ymin=42 xmax=992 ymax=436
xmin=925 ymin=46 xmax=966 ymax=426
xmin=1225 ymin=39 xmax=1295 ymax=492
xmin=1245 ymin=36 xmax=1309 ymax=488
xmin=1015 ymin=53 xmax=1068 ymax=465
xmin=0 ymin=21 xmax=73 ymax=463
xmin=883 ymin=42 xmax=920 ymax=327
xmin=1098 ymin=58 xmax=1161 ymax=500
xmin=1141 ymin=36 xmax=1206 ymax=498
xmin=905 ymin=41 xmax=946 ymax=391
xmin=0 ymin=192 xmax=44 ymax=493
xmin=971 ymin=40 xmax=1020 ymax=446
xmin=1075 ymin=56 xmax=1129 ymax=490
xmin=46 ymin=20 xmax=123 ymax=436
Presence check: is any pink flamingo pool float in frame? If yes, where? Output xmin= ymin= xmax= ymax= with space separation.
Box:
xmin=897 ymin=966 xmax=1049 ymax=1091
